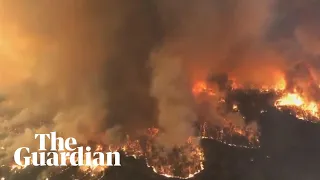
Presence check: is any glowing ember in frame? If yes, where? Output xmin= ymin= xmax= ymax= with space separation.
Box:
xmin=78 ymin=160 xmax=108 ymax=174
xmin=200 ymin=121 xmax=260 ymax=148
xmin=10 ymin=162 xmax=28 ymax=171
xmin=232 ymin=104 xmax=239 ymax=111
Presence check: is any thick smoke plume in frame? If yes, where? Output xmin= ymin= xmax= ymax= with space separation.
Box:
xmin=1 ymin=0 xmax=320 ymax=162
xmin=149 ymin=0 xmax=320 ymax=147
xmin=154 ymin=0 xmax=284 ymax=84
xmin=150 ymin=49 xmax=197 ymax=147
xmin=0 ymin=0 xmax=126 ymax=163
xmin=149 ymin=0 xmax=281 ymax=146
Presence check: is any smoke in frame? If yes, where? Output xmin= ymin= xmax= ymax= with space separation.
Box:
xmin=103 ymin=0 xmax=162 ymax=136
xmin=150 ymin=49 xmax=197 ymax=148
xmin=149 ymin=0 xmax=280 ymax=145
xmin=0 ymin=0 xmax=127 ymax=163
xmin=292 ymin=0 xmax=320 ymax=56
xmin=292 ymin=2 xmax=320 ymax=102
xmin=1 ymin=0 xmax=319 ymax=163
xmin=153 ymin=0 xmax=283 ymax=82
xmin=276 ymin=0 xmax=320 ymax=96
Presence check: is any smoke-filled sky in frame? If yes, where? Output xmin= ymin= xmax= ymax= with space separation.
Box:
xmin=0 ymin=0 xmax=320 ymax=163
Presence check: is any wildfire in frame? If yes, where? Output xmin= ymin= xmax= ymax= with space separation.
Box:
xmin=6 ymin=70 xmax=320 ymax=179
xmin=261 ymin=72 xmax=287 ymax=92
xmin=200 ymin=121 xmax=260 ymax=148
xmin=5 ymin=121 xmax=258 ymax=179
xmin=229 ymin=77 xmax=244 ymax=90
xmin=191 ymin=80 xmax=260 ymax=146
xmin=141 ymin=128 xmax=205 ymax=178
xmin=192 ymin=81 xmax=215 ymax=96
xmin=192 ymin=70 xmax=320 ymax=122
xmin=273 ymin=75 xmax=287 ymax=91
xmin=78 ymin=160 xmax=108 ymax=174
xmin=77 ymin=145 xmax=109 ymax=176
xmin=275 ymin=92 xmax=320 ymax=120
xmin=275 ymin=93 xmax=304 ymax=107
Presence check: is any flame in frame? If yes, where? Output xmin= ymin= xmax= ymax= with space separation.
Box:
xmin=229 ymin=77 xmax=244 ymax=90
xmin=229 ymin=72 xmax=286 ymax=92
xmin=273 ymin=74 xmax=287 ymax=91
xmin=275 ymin=92 xmax=320 ymax=120
xmin=192 ymin=72 xmax=320 ymax=122
xmin=275 ymin=93 xmax=304 ymax=107
xmin=5 ymin=122 xmax=258 ymax=179
xmin=137 ymin=129 xmax=205 ymax=178
xmin=200 ymin=122 xmax=260 ymax=148
xmin=192 ymin=81 xmax=215 ymax=96
xmin=191 ymin=81 xmax=260 ymax=145
xmin=264 ymin=69 xmax=320 ymax=121
xmin=9 ymin=73 xmax=317 ymax=179
xmin=261 ymin=72 xmax=287 ymax=92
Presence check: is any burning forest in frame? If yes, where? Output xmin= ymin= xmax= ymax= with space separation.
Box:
xmin=1 ymin=0 xmax=320 ymax=180
xmin=2 ymin=62 xmax=320 ymax=179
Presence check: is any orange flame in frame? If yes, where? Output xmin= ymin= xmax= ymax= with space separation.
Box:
xmin=275 ymin=92 xmax=319 ymax=120
xmin=192 ymin=81 xmax=215 ymax=96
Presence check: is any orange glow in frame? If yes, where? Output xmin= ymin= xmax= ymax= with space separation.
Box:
xmin=7 ymin=123 xmax=258 ymax=179
xmin=262 ymin=72 xmax=286 ymax=92
xmin=229 ymin=77 xmax=243 ymax=90
xmin=79 ymin=160 xmax=108 ymax=174
xmin=232 ymin=104 xmax=239 ymax=111
xmin=275 ymin=93 xmax=304 ymax=107
xmin=275 ymin=92 xmax=319 ymax=120
xmin=192 ymin=81 xmax=215 ymax=96
xmin=10 ymin=161 xmax=28 ymax=171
